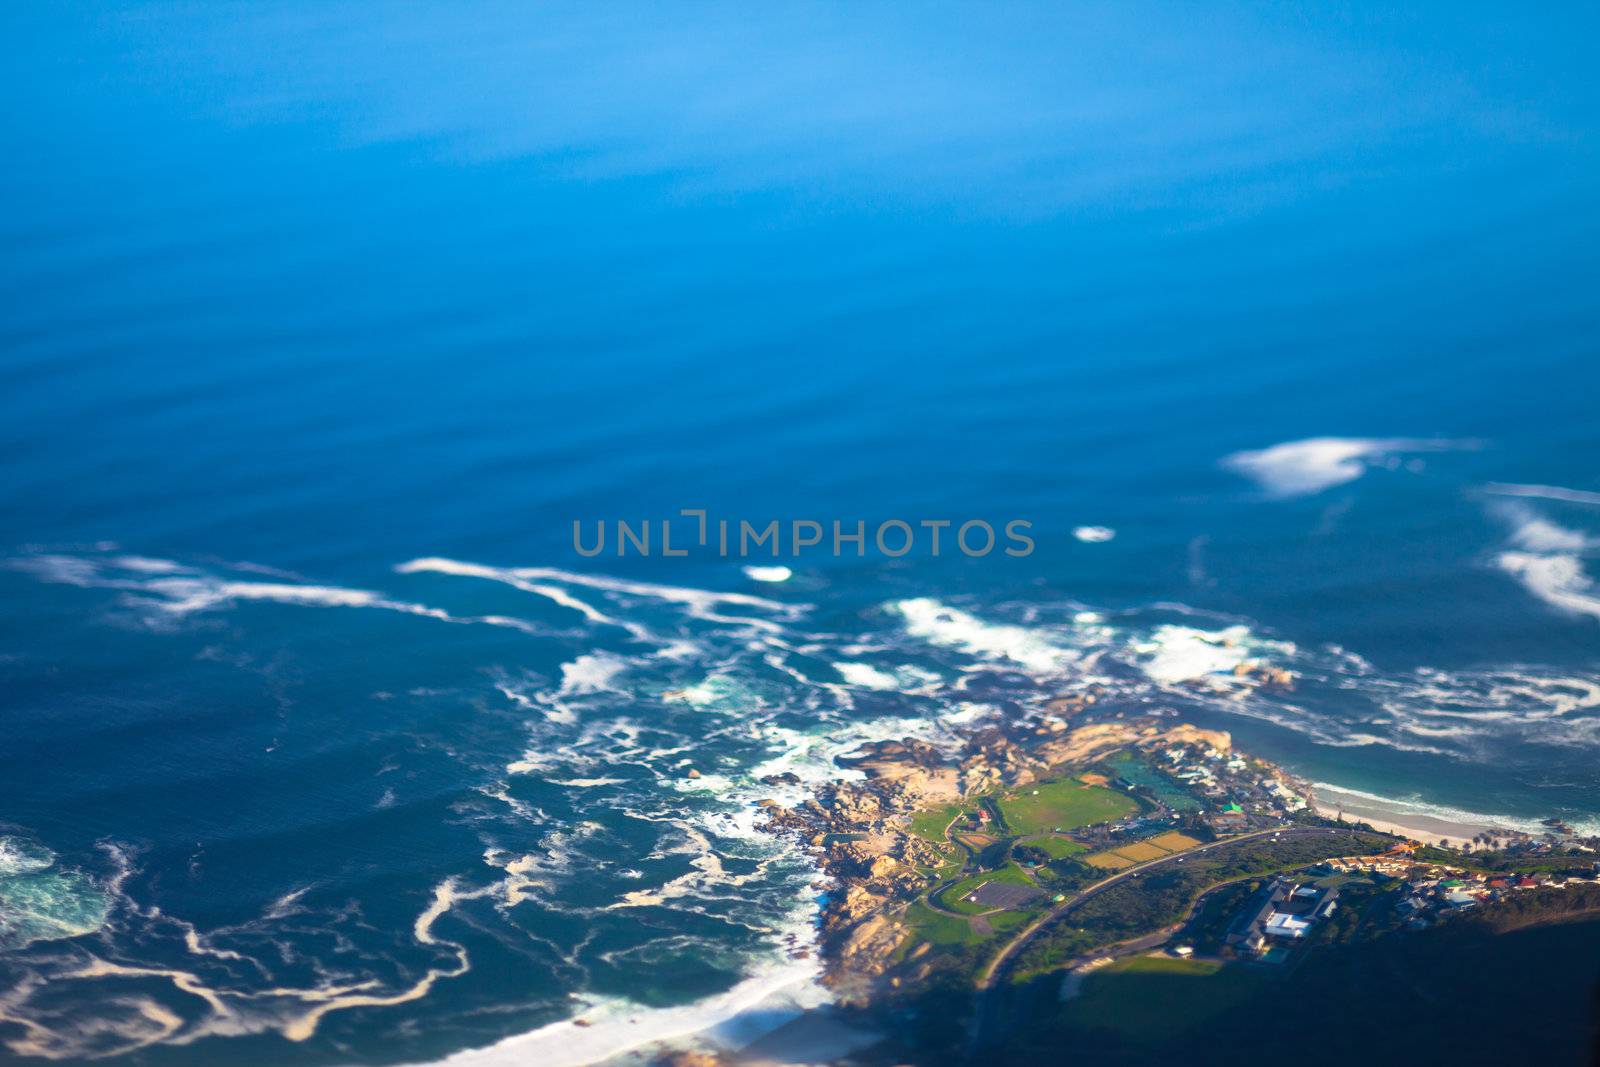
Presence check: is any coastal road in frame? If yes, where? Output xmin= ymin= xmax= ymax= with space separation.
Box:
xmin=969 ymin=825 xmax=1368 ymax=1050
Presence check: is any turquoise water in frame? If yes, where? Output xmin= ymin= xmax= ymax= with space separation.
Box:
xmin=2 ymin=3 xmax=1598 ymax=1063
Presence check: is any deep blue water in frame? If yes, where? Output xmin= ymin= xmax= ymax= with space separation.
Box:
xmin=2 ymin=4 xmax=1598 ymax=1064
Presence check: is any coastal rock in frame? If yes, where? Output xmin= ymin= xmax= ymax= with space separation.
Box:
xmin=836 ymin=740 xmax=963 ymax=801
xmin=1158 ymin=724 xmax=1232 ymax=752
xmin=1046 ymin=691 xmax=1099 ymax=716
xmin=1033 ymin=721 xmax=1144 ymax=767
xmin=835 ymin=883 xmax=884 ymax=924
xmin=828 ymin=913 xmax=904 ymax=1003
xmin=651 ymin=1052 xmax=725 ymax=1067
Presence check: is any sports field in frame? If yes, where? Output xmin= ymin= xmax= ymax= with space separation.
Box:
xmin=1148 ymin=831 xmax=1203 ymax=852
xmin=939 ymin=863 xmax=1040 ymax=914
xmin=1112 ymin=841 xmax=1167 ymax=862
xmin=1028 ymin=836 xmax=1087 ymax=860
xmin=1083 ymin=830 xmax=1204 ymax=870
xmin=998 ymin=778 xmax=1138 ymax=836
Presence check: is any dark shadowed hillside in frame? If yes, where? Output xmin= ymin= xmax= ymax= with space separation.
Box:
xmin=994 ymin=887 xmax=1600 ymax=1067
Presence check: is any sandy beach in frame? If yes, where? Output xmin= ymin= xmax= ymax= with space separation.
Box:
xmin=1311 ymin=784 xmax=1527 ymax=848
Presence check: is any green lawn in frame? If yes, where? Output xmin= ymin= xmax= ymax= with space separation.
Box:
xmin=999 ymin=779 xmax=1138 ymax=836
xmin=901 ymin=901 xmax=982 ymax=948
xmin=1063 ymin=955 xmax=1262 ymax=1042
xmin=1110 ymin=955 xmax=1223 ymax=977
xmin=1023 ymin=835 xmax=1088 ymax=860
xmin=988 ymin=910 xmax=1031 ymax=934
xmin=907 ymin=802 xmax=969 ymax=845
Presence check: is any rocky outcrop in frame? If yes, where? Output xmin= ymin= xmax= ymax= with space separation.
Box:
xmin=836 ymin=739 xmax=963 ymax=802
xmin=1158 ymin=723 xmax=1232 ymax=751
xmin=651 ymin=1051 xmax=725 ymax=1067
xmin=1234 ymin=662 xmax=1295 ymax=690
xmin=755 ymin=711 xmax=1244 ymax=997
xmin=829 ymin=912 xmax=905 ymax=1003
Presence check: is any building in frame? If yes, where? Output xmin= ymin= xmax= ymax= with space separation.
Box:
xmin=1263 ymin=912 xmax=1311 ymax=939
xmin=1226 ymin=878 xmax=1340 ymax=955
xmin=1207 ymin=802 xmax=1249 ymax=835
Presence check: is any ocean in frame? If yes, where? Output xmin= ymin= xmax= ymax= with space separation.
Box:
xmin=2 ymin=3 xmax=1598 ymax=1063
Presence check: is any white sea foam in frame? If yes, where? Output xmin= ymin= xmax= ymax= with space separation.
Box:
xmin=742 ymin=565 xmax=793 ymax=582
xmin=1131 ymin=624 xmax=1254 ymax=683
xmin=889 ymin=598 xmax=1076 ymax=673
xmin=1130 ymin=624 xmax=1294 ymax=687
xmin=1398 ymin=668 xmax=1600 ymax=720
xmin=0 ymin=839 xmax=54 ymax=878
xmin=0 ymin=837 xmax=113 ymax=952
xmin=829 ymin=659 xmax=947 ymax=693
xmin=396 ymin=558 xmax=632 ymax=633
xmin=1483 ymin=498 xmax=1600 ymax=622
xmin=9 ymin=554 xmax=544 ymax=635
xmin=1222 ymin=436 xmax=1473 ymax=497
xmin=1507 ymin=515 xmax=1596 ymax=553
xmin=557 ymin=652 xmax=630 ymax=696
xmin=1496 ymin=551 xmax=1600 ymax=620
xmin=111 ymin=555 xmax=189 ymax=574
xmin=663 ymin=673 xmax=762 ymax=711
xmin=1484 ymin=482 xmax=1600 ymax=507
xmin=1072 ymin=525 xmax=1116 ymax=543
xmin=405 ymin=950 xmax=825 ymax=1067
xmin=398 ymin=558 xmax=806 ymax=637
xmin=1353 ymin=666 xmax=1600 ymax=755
xmin=0 ymin=826 xmax=623 ymax=1061
xmin=833 ymin=661 xmax=900 ymax=689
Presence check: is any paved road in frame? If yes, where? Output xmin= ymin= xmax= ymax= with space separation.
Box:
xmin=968 ymin=825 xmax=1366 ymax=1051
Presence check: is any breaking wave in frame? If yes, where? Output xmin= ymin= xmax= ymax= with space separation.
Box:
xmin=1488 ymin=499 xmax=1600 ymax=622
xmin=1222 ymin=436 xmax=1476 ymax=497
xmin=0 ymin=839 xmax=112 ymax=952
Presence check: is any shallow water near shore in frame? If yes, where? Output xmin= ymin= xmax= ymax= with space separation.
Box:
xmin=3 ymin=2 xmax=1599 ymax=1063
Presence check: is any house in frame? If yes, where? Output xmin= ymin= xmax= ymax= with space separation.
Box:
xmin=1226 ymin=882 xmax=1286 ymax=950
xmin=1207 ymin=802 xmax=1249 ymax=834
xmin=1229 ymin=878 xmax=1339 ymax=953
xmin=1263 ymin=912 xmax=1312 ymax=939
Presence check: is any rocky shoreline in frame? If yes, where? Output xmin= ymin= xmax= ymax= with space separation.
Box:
xmin=753 ymin=697 xmax=1243 ymax=999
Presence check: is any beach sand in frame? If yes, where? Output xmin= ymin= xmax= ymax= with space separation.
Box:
xmin=1311 ymin=784 xmax=1519 ymax=848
